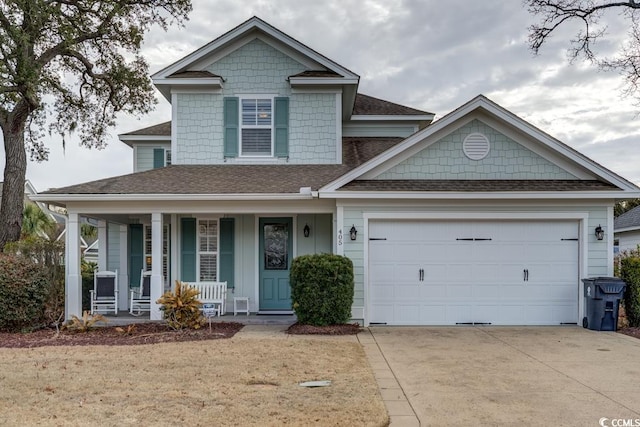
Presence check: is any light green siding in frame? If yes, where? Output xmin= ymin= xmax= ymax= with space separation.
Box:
xmin=341 ymin=202 xmax=612 ymax=318
xmin=172 ymin=39 xmax=339 ymax=164
xmin=175 ymin=93 xmax=220 ymax=164
xmin=107 ymin=223 xmax=120 ymax=272
xmin=135 ymin=144 xmax=170 ymax=172
xmin=296 ymin=214 xmax=333 ymax=256
xmin=375 ymin=119 xmax=577 ymax=180
xmin=342 ymin=124 xmax=417 ymax=138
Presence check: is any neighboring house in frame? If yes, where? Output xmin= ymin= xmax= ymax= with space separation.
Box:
xmin=0 ymin=179 xmax=65 ymax=238
xmin=614 ymin=205 xmax=640 ymax=253
xmin=34 ymin=17 xmax=640 ymax=325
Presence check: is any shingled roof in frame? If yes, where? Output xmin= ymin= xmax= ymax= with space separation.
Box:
xmin=121 ymin=122 xmax=171 ymax=137
xmin=44 ymin=137 xmax=403 ymax=195
xmin=353 ymin=93 xmax=432 ymax=116
xmin=289 ymin=70 xmax=342 ymax=78
xmin=338 ymin=180 xmax=620 ymax=192
xmin=167 ymin=70 xmax=221 ymax=78
xmin=615 ymin=205 xmax=640 ymax=230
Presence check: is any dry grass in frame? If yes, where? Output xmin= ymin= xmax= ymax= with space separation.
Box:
xmin=0 ymin=336 xmax=388 ymax=426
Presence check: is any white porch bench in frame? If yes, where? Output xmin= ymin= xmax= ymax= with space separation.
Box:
xmin=184 ymin=281 xmax=227 ymax=316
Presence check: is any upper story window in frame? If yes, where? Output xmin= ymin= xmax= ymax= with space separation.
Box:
xmin=224 ymin=96 xmax=288 ymax=159
xmin=240 ymin=97 xmax=273 ymax=156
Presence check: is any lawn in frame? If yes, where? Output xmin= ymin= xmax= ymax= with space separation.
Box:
xmin=0 ymin=334 xmax=388 ymax=426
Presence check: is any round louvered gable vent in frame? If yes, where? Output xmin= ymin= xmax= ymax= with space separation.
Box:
xmin=463 ymin=133 xmax=490 ymax=160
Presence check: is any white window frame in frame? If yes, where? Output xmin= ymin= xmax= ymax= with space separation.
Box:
xmin=196 ymin=218 xmax=219 ymax=282
xmin=239 ymin=94 xmax=275 ymax=157
xmin=165 ymin=149 xmax=172 ymax=166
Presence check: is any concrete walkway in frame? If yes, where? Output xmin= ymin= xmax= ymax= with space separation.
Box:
xmin=369 ymin=326 xmax=640 ymax=426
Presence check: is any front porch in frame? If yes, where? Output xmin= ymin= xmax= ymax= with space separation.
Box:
xmin=64 ymin=200 xmax=336 ymax=321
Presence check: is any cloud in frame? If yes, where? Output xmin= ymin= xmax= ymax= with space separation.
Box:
xmin=1 ymin=0 xmax=639 ymax=191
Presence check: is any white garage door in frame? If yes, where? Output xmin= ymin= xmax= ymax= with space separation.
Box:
xmin=368 ymin=220 xmax=579 ymax=325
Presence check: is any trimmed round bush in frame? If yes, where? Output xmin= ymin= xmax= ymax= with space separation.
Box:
xmin=0 ymin=254 xmax=50 ymax=331
xmin=290 ymin=254 xmax=354 ymax=326
xmin=621 ymin=256 xmax=640 ymax=327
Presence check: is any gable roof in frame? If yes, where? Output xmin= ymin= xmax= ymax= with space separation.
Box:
xmin=151 ymin=16 xmax=361 ymax=115
xmin=615 ymin=205 xmax=640 ymax=231
xmin=353 ymin=94 xmax=432 ymax=116
xmin=320 ymin=95 xmax=640 ymax=198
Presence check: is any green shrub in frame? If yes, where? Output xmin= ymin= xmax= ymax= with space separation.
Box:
xmin=620 ymin=256 xmax=640 ymax=327
xmin=0 ymin=254 xmax=51 ymax=331
xmin=81 ymin=259 xmax=97 ymax=311
xmin=157 ymin=281 xmax=204 ymax=330
xmin=290 ymin=254 xmax=354 ymax=326
xmin=4 ymin=237 xmax=65 ymax=326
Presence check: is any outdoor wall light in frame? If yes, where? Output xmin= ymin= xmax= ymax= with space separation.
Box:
xmin=303 ymin=224 xmax=310 ymax=238
xmin=349 ymin=225 xmax=358 ymax=241
xmin=595 ymin=225 xmax=604 ymax=241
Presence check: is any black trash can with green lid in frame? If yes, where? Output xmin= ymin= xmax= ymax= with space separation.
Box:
xmin=582 ymin=277 xmax=626 ymax=331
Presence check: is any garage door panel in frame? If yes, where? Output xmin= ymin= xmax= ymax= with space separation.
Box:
xmin=368 ymin=220 xmax=579 ymax=326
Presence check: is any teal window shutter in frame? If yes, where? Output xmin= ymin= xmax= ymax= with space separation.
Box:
xmin=129 ymin=224 xmax=144 ymax=288
xmin=274 ymin=97 xmax=289 ymax=157
xmin=224 ymin=97 xmax=239 ymax=157
xmin=219 ymin=218 xmax=235 ymax=289
xmin=181 ymin=218 xmax=196 ymax=282
xmin=153 ymin=148 xmax=165 ymax=168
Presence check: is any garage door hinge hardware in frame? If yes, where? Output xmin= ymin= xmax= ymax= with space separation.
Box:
xmin=419 ymin=268 xmax=424 ymax=281
xmin=523 ymin=269 xmax=529 ymax=281
xmin=561 ymin=238 xmax=579 ymax=241
xmin=456 ymin=238 xmax=493 ymax=241
xmin=369 ymin=238 xmax=387 ymax=241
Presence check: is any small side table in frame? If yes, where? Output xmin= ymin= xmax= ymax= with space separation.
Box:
xmin=233 ymin=297 xmax=250 ymax=316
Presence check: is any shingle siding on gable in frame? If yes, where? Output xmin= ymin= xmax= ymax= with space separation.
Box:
xmin=289 ymin=93 xmax=336 ymax=163
xmin=174 ymin=38 xmax=338 ymax=164
xmin=176 ymin=93 xmax=221 ymax=164
xmin=375 ymin=120 xmax=577 ymax=180
xmin=206 ymin=39 xmax=303 ymax=95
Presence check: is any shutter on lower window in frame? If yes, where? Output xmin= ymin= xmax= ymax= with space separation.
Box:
xmin=129 ymin=224 xmax=144 ymax=288
xmin=219 ymin=218 xmax=235 ymax=289
xmin=274 ymin=97 xmax=289 ymax=157
xmin=224 ymin=97 xmax=239 ymax=157
xmin=181 ymin=218 xmax=196 ymax=282
xmin=153 ymin=148 xmax=165 ymax=168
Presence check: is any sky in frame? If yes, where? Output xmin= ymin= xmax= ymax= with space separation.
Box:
xmin=5 ymin=0 xmax=640 ymax=191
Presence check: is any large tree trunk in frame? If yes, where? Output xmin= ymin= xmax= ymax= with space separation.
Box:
xmin=0 ymin=120 xmax=27 ymax=251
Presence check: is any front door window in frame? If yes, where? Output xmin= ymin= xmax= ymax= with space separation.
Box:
xmin=264 ymin=224 xmax=288 ymax=270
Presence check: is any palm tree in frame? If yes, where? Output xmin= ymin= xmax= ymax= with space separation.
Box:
xmin=21 ymin=203 xmax=54 ymax=239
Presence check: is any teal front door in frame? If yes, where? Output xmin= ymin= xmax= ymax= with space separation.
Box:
xmin=259 ymin=217 xmax=293 ymax=311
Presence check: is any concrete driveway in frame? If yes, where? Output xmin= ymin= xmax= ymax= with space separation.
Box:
xmin=366 ymin=327 xmax=640 ymax=426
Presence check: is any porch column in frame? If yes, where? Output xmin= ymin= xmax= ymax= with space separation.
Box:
xmin=150 ymin=212 xmax=164 ymax=320
xmin=66 ymin=212 xmax=82 ymax=320
xmin=97 ymin=220 xmax=107 ymax=271
xmin=118 ymin=225 xmax=129 ymax=310
xmin=170 ymin=214 xmax=178 ymax=289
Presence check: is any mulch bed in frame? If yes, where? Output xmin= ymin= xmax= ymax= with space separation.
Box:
xmin=287 ymin=322 xmax=362 ymax=335
xmin=0 ymin=322 xmax=244 ymax=349
xmin=619 ymin=327 xmax=640 ymax=340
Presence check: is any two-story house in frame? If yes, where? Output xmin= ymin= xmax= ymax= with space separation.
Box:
xmin=36 ymin=17 xmax=639 ymax=326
